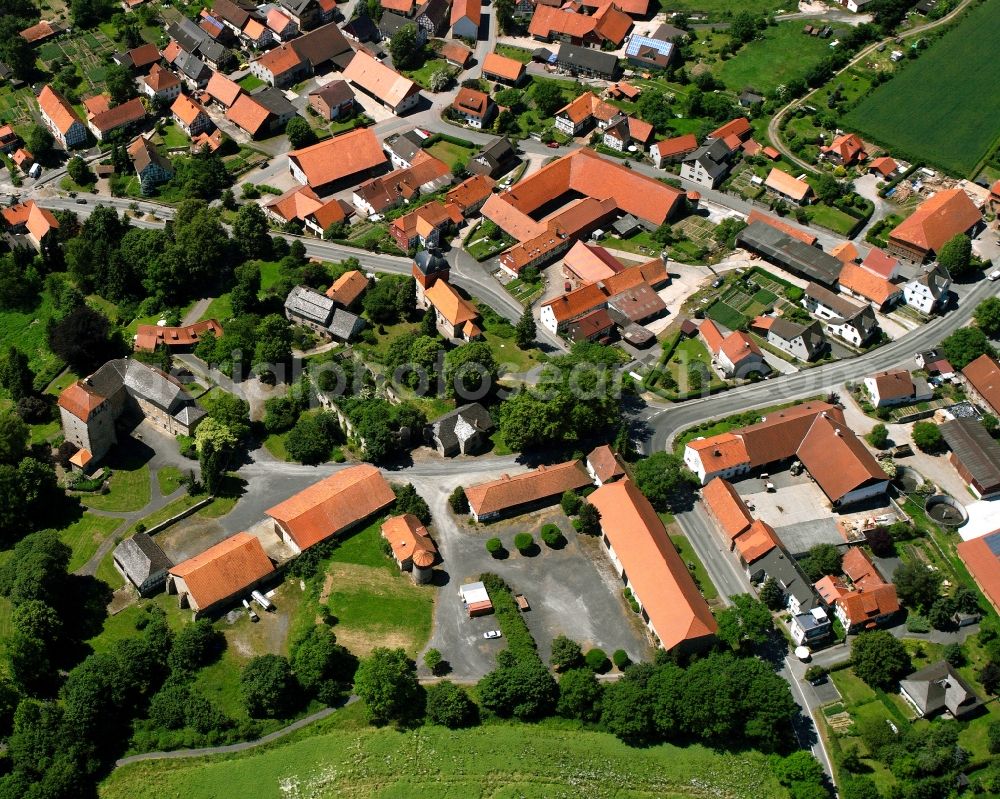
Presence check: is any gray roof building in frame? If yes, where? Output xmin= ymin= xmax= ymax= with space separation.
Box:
xmin=429 ymin=402 xmax=494 ymax=456
xmin=900 ymin=661 xmax=982 ymax=719
xmin=556 ymin=44 xmax=620 ymax=79
xmin=113 ymin=532 xmax=172 ymax=596
xmin=940 ymin=418 xmax=1000 ymax=498
xmin=737 ymin=221 xmax=842 ymax=286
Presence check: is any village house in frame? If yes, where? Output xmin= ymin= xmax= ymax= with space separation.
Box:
xmin=171 ymin=94 xmax=214 ymax=137
xmin=141 ymin=64 xmax=183 ymax=103
xmin=699 ymin=320 xmax=768 ymax=379
xmin=683 ymin=401 xmax=887 ymax=509
xmin=749 ymin=316 xmax=826 ymax=361
xmin=602 ymin=114 xmax=654 ymax=153
xmin=113 ymin=533 xmax=172 ymax=597
xmin=308 ymin=81 xmax=355 ymax=119
xmin=589 ymin=478 xmax=717 ymax=652
xmin=837 ymin=261 xmax=903 ymax=311
xmin=465 ymin=460 xmax=593 ymax=522
xmin=265 ymin=465 xmax=396 ymax=554
xmin=887 ymin=188 xmax=982 ymax=263
xmin=466 ymin=136 xmax=520 ymax=178
xmin=962 ymin=354 xmax=1000 ymax=416
xmin=420 ymin=278 xmax=482 ymax=340
xmin=134 ymin=319 xmax=223 ymax=352
xmin=764 ymin=168 xmax=813 ymax=205
xmin=820 ymin=132 xmax=866 ymax=165
xmin=325 ymin=270 xmax=369 ymax=310
xmin=284 ymin=285 xmax=366 ymax=341
xmin=904 ymin=264 xmax=951 ymax=314
xmin=481 ymin=52 xmax=525 ymax=85
xmin=1 ymin=200 xmax=59 ymax=252
xmin=58 ymin=358 xmax=206 ymax=464
xmin=814 ymin=547 xmax=899 ymax=633
xmin=451 ymin=0 xmax=481 ymax=39
xmin=343 ymin=50 xmax=422 ymax=115
xmin=390 ymin=201 xmax=463 ymax=251
xmin=650 ymin=134 xmax=698 ymax=168
xmin=680 ymin=139 xmax=734 ymax=188
xmin=427 ymin=403 xmax=494 ymax=456
xmin=586 ymin=444 xmax=625 ymax=486
xmin=127 ymin=136 xmax=174 ymax=195
xmin=940 ymin=418 xmax=1000 ymax=499
xmin=900 ymin=661 xmax=982 ymax=720
xmin=381 ymin=514 xmax=438 ymax=583
xmin=446 ymin=174 xmax=496 ymax=216
xmin=37 ymin=85 xmax=87 ymax=148
xmin=288 ymin=127 xmax=388 ymax=193
xmin=451 ymin=87 xmax=496 ymax=129
xmin=864 ymin=368 xmax=932 ymax=407
xmin=802 ymin=282 xmax=880 ymax=346
xmin=167 ymin=532 xmax=275 ymax=617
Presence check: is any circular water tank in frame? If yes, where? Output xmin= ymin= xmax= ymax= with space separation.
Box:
xmin=924 ymin=494 xmax=968 ymax=528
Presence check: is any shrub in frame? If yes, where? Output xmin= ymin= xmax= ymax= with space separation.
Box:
xmin=485 ymin=537 xmax=503 ymax=557
xmin=513 ymin=532 xmax=533 ymax=553
xmin=540 ymin=524 xmax=564 ymax=548
xmin=612 ymin=649 xmax=630 ymax=670
xmin=585 ymin=648 xmax=610 ymax=673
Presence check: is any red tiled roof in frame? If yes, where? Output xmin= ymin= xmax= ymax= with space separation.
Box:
xmin=381 ymin=513 xmax=437 ymax=566
xmin=701 ymin=477 xmax=752 ymax=540
xmin=325 ymin=269 xmax=368 ymax=306
xmin=958 ymin=533 xmax=1000 ymax=615
xmin=169 ymin=532 xmax=274 ymax=611
xmin=838 ymin=261 xmax=900 ymax=306
xmin=451 ymin=0 xmax=482 ymax=27
xmin=206 ymin=71 xmax=243 ymax=106
xmin=765 ymin=168 xmax=811 ymax=202
xmin=796 ymin=414 xmax=887 ymax=504
xmin=708 ymin=117 xmax=751 ymax=141
xmin=747 ymin=209 xmax=816 ymax=246
xmin=289 ymin=127 xmax=387 ymax=189
xmin=589 ymin=478 xmax=717 ymax=650
xmin=733 ymin=519 xmax=779 ymax=564
xmin=889 ymin=189 xmax=981 ymax=255
xmin=58 ymin=382 xmax=106 ymax=421
xmin=135 ymin=319 xmax=223 ymax=351
xmin=90 ymin=97 xmax=146 ymax=134
xmin=37 ymin=85 xmax=83 ymax=135
xmin=466 ymin=460 xmax=592 ymax=517
xmin=963 ymin=354 xmax=1000 ymax=415
xmin=266 ymin=465 xmax=396 ymax=551
xmin=652 ymin=134 xmax=697 ymax=159
xmin=482 ymin=52 xmax=524 ymax=82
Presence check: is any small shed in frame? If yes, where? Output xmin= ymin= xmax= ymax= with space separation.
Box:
xmin=113 ymin=532 xmax=172 ymax=596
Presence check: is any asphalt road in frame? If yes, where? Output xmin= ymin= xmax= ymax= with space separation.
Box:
xmin=640 ymin=276 xmax=999 ymax=453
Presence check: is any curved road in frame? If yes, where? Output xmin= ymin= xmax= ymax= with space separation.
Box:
xmin=640 ymin=277 xmax=996 ymax=453
xmin=767 ymin=0 xmax=976 ymax=175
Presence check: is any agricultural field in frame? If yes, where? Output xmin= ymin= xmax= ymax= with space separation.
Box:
xmin=843 ymin=0 xmax=1000 ymax=176
xmin=714 ymin=21 xmax=840 ymax=94
xmin=100 ymin=704 xmax=792 ymax=799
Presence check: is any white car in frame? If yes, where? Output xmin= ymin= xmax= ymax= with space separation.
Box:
xmin=483 ymin=630 xmax=503 ymax=639
xmin=988 ymin=269 xmax=1000 ymax=281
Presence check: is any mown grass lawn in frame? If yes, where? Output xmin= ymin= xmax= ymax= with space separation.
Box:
xmin=100 ymin=708 xmax=792 ymax=799
xmin=843 ymin=0 xmax=1000 ymax=176
xmin=715 ymin=21 xmax=837 ymax=94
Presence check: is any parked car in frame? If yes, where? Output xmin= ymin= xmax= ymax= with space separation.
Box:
xmin=483 ymin=630 xmax=502 ymax=639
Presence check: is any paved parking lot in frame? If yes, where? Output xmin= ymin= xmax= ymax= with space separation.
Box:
xmin=421 ymin=502 xmax=654 ymax=680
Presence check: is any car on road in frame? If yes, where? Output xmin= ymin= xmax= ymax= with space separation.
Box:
xmin=483 ymin=630 xmax=502 ymax=639
xmin=989 ymin=269 xmax=1000 ymax=281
